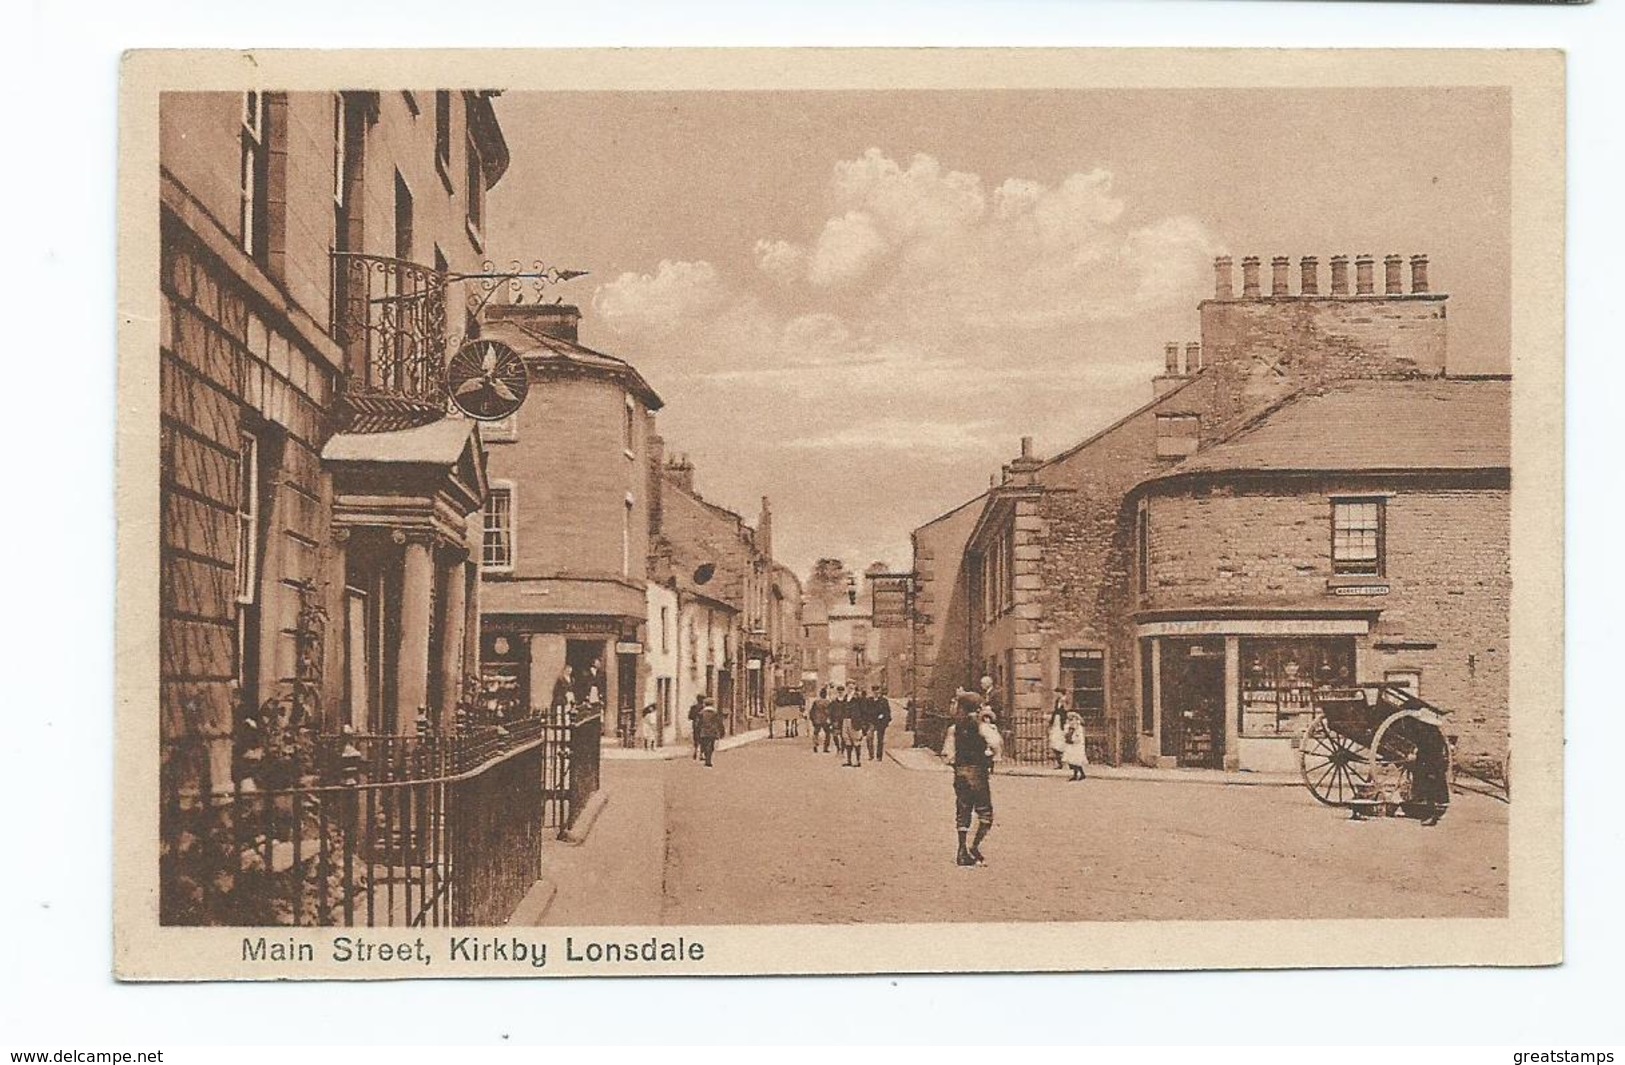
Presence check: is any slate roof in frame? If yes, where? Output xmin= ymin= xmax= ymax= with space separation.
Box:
xmin=481 ymin=319 xmax=664 ymax=410
xmin=1161 ymin=377 xmax=1510 ymax=478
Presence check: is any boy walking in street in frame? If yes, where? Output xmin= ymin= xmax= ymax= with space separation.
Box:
xmin=943 ymin=685 xmax=1001 ymax=866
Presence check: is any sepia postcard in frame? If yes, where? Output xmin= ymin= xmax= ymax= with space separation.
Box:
xmin=115 ymin=47 xmax=1565 ymax=980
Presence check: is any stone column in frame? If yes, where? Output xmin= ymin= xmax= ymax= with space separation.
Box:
xmin=1223 ymin=636 xmax=1242 ymax=771
xmin=396 ymin=535 xmax=435 ymax=734
xmin=438 ymin=553 xmax=468 ymax=729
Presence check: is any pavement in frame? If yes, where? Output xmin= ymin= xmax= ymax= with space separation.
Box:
xmin=886 ymin=744 xmax=1299 ymax=786
xmin=528 ymin=723 xmax=1508 ymax=926
xmin=602 ymin=727 xmax=771 ymax=761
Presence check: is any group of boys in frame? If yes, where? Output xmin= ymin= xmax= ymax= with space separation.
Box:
xmin=805 ymin=685 xmax=893 ymax=767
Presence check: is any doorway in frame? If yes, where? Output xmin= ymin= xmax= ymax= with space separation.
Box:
xmin=1160 ymin=638 xmax=1226 ymax=768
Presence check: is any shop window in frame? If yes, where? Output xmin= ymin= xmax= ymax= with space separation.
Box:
xmin=481 ymin=483 xmax=514 ymax=570
xmin=1239 ymin=637 xmax=1355 ymax=738
xmin=1060 ymin=649 xmax=1106 ymax=726
xmin=1332 ymin=498 xmax=1385 ymax=576
xmin=1139 ymin=640 xmax=1154 ymax=733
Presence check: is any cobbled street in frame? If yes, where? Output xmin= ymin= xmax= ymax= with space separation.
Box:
xmin=539 ymin=724 xmax=1508 ymax=926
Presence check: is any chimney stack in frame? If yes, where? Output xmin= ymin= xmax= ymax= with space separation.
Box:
xmin=1329 ymin=255 xmax=1350 ymax=296
xmin=1020 ymin=436 xmax=1034 ymax=460
xmin=1355 ymin=254 xmax=1376 ymax=296
xmin=1410 ymin=254 xmax=1430 ymax=294
xmin=1384 ymin=254 xmax=1404 ymax=295
xmin=484 ymin=301 xmax=582 ymax=343
xmin=1164 ymin=342 xmax=1181 ymax=375
xmin=665 ymin=454 xmax=696 ymax=494
xmin=1213 ymin=255 xmax=1234 ymax=300
xmin=1300 ymin=256 xmax=1319 ymax=296
xmin=758 ymin=496 xmax=773 ymax=560
xmin=1241 ymin=256 xmax=1262 ymax=298
xmin=1271 ymin=256 xmax=1291 ymax=297
xmin=1185 ymin=341 xmax=1203 ymax=373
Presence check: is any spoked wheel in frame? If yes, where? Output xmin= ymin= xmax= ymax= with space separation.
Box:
xmin=1370 ymin=710 xmax=1452 ymax=821
xmin=1298 ymin=717 xmax=1372 ymax=806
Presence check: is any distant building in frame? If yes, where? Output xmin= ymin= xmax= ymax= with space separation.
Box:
xmin=916 ymin=252 xmax=1510 ymax=773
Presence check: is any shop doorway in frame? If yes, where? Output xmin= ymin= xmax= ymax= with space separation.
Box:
xmin=616 ymin=652 xmax=638 ymax=747
xmin=1160 ymin=638 xmax=1226 ymax=768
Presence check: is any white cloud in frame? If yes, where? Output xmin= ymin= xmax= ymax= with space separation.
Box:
xmin=807 ymin=212 xmax=888 ymax=287
xmin=592 ymin=259 xmax=728 ymax=335
xmin=753 ymin=239 xmax=805 ymax=283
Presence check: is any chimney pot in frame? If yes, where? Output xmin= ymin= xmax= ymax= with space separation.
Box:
xmin=1164 ymin=342 xmax=1181 ymax=375
xmin=1300 ymin=256 xmax=1319 ymax=296
xmin=1355 ymin=254 xmax=1376 ymax=296
xmin=1384 ymin=254 xmax=1404 ymax=295
xmin=1329 ymin=255 xmax=1350 ymax=296
xmin=1020 ymin=436 xmax=1033 ymax=460
xmin=1213 ymin=255 xmax=1234 ymax=300
xmin=1270 ymin=256 xmax=1291 ymax=297
xmin=1409 ymin=254 xmax=1430 ymax=294
xmin=1185 ymin=341 xmax=1203 ymax=373
xmin=1241 ymin=256 xmax=1262 ymax=298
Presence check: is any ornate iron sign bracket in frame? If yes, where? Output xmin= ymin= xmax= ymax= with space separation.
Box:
xmin=449 ymin=260 xmax=589 ymax=317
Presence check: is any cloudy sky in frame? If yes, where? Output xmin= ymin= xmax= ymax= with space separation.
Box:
xmin=487 ymin=88 xmax=1510 ymax=579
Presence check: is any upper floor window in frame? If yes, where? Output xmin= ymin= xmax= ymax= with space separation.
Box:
xmin=622 ymin=495 xmax=635 ymax=577
xmin=394 ymin=171 xmax=414 ymax=262
xmin=240 ymin=92 xmax=270 ymax=263
xmin=1332 ymin=498 xmax=1385 ymax=576
xmin=623 ymin=394 xmax=636 ymax=454
xmin=1136 ymin=504 xmax=1149 ymax=594
xmin=482 ymin=484 xmax=514 ymax=571
xmin=1155 ymin=414 xmax=1200 ymax=459
xmin=465 ymin=129 xmax=486 ymax=245
xmin=434 ymin=90 xmax=453 ymax=190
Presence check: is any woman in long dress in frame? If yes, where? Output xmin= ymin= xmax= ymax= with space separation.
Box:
xmin=1047 ymin=690 xmax=1069 ymax=769
xmin=1062 ymin=711 xmax=1090 ymax=781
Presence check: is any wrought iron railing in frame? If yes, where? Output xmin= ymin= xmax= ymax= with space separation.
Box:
xmin=160 ymin=709 xmax=602 ymax=927
xmin=331 ymin=251 xmax=451 ymax=432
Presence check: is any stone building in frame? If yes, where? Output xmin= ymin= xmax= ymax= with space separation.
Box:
xmin=915 ymin=252 xmax=1510 ymax=772
xmin=159 ymin=89 xmax=508 ymax=791
xmin=1131 ymin=377 xmax=1508 ymax=772
xmin=475 ymin=300 xmax=663 ymax=745
xmin=651 ymin=457 xmax=774 ymax=736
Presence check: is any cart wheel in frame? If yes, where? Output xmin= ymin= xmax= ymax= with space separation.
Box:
xmin=1371 ymin=710 xmax=1452 ymax=821
xmin=1298 ymin=717 xmax=1370 ymax=806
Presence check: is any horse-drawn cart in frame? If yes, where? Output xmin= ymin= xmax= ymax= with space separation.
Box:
xmin=1297 ymin=683 xmax=1453 ymax=822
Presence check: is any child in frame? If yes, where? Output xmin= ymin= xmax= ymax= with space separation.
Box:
xmin=641 ymin=703 xmax=659 ymax=751
xmin=1062 ymin=711 xmax=1089 ymax=781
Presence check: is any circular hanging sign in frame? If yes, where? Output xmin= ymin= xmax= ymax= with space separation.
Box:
xmin=446 ymin=338 xmax=529 ymax=421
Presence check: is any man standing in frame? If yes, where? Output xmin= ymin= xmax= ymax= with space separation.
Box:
xmin=872 ymin=689 xmax=893 ymax=762
xmin=687 ymin=694 xmax=706 ymax=760
xmin=840 ymin=686 xmax=864 ymax=767
xmin=946 ymin=686 xmax=1000 ymax=867
xmin=696 ymin=696 xmax=723 ymax=767
xmin=808 ymin=687 xmax=832 ymax=753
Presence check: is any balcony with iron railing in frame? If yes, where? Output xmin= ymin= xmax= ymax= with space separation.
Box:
xmin=331 ymin=251 xmax=452 ymax=434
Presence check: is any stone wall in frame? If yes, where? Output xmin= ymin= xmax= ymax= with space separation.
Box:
xmin=160 ymin=204 xmax=341 ymax=793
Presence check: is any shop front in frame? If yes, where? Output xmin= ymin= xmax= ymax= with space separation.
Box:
xmin=1135 ymin=612 xmax=1375 ymax=772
